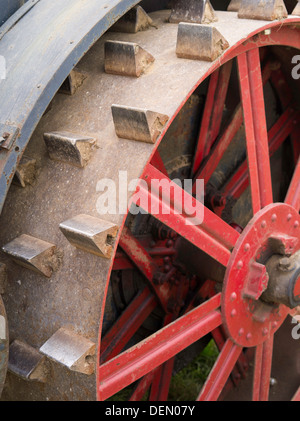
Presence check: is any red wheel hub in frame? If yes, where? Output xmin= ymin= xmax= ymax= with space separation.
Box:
xmin=222 ymin=203 xmax=300 ymax=347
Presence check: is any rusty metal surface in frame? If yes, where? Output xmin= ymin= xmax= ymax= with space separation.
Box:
xmin=0 ymin=10 xmax=299 ymax=400
xmin=169 ymin=0 xmax=217 ymax=24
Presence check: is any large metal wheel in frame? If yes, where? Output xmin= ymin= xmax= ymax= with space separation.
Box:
xmin=0 ymin=3 xmax=299 ymax=401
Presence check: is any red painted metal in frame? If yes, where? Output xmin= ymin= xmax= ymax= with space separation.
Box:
xmin=213 ymin=107 xmax=298 ymax=212
xmin=100 ymin=287 xmax=157 ymax=363
xmin=118 ymin=226 xmax=170 ymax=311
xmin=192 ymin=61 xmax=232 ymax=175
xmin=193 ymin=106 xmax=243 ymax=186
xmin=252 ymin=336 xmax=274 ymax=401
xmin=97 ymin=24 xmax=300 ymax=402
xmin=222 ymin=203 xmax=299 ymax=348
xmin=197 ymin=339 xmax=242 ymax=401
xmin=285 ymin=157 xmax=300 ymax=212
xmin=98 ymin=294 xmax=222 ymax=400
xmin=193 ymin=59 xmax=274 ymax=186
xmin=135 ymin=164 xmax=239 ymax=267
xmin=150 ymin=151 xmax=169 ymax=177
xmin=149 ymin=314 xmax=175 ymax=401
xmin=129 ymin=370 xmax=156 ymax=401
xmin=237 ymin=48 xmax=273 ymax=213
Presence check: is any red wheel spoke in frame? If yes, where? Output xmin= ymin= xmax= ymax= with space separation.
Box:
xmin=149 ymin=314 xmax=175 ymax=401
xmin=238 ymin=48 xmax=273 ymax=213
xmin=149 ymin=357 xmax=175 ymax=401
xmin=135 ymin=164 xmax=239 ymax=267
xmin=129 ymin=370 xmax=156 ymax=401
xmin=285 ymin=157 xmax=300 ymax=212
xmin=252 ymin=336 xmax=274 ymax=401
xmin=150 ymin=150 xmax=169 ymax=177
xmin=197 ymin=339 xmax=242 ymax=401
xmin=118 ymin=226 xmax=169 ymax=311
xmin=193 ymin=105 xmax=243 ymax=185
xmin=193 ymin=59 xmax=273 ymax=185
xmin=100 ymin=287 xmax=157 ymax=363
xmin=98 ymin=294 xmax=222 ymax=400
xmin=193 ymin=62 xmax=232 ymax=175
xmin=219 ymin=107 xmax=298 ymax=204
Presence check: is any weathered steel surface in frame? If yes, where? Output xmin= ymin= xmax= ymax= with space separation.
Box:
xmin=0 ymin=0 xmax=143 ymax=215
xmin=105 ymin=41 xmax=155 ymax=77
xmin=0 ymin=9 xmax=299 ymax=401
xmin=8 ymin=339 xmax=49 ymax=382
xmin=169 ymin=0 xmax=217 ymax=24
xmin=238 ymin=0 xmax=288 ymax=20
xmin=176 ymin=23 xmax=229 ymax=61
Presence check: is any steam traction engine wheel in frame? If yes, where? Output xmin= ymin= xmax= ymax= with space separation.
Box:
xmin=0 ymin=2 xmax=299 ymax=401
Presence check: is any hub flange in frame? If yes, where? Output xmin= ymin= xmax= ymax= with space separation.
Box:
xmin=222 ymin=203 xmax=300 ymax=347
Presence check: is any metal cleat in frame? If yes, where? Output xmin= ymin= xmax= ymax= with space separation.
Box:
xmin=238 ymin=0 xmax=288 ymax=20
xmin=2 ymin=234 xmax=62 ymax=278
xmin=169 ymin=0 xmax=217 ymax=24
xmin=111 ymin=105 xmax=169 ymax=144
xmin=8 ymin=340 xmax=50 ymax=383
xmin=110 ymin=5 xmax=153 ymax=33
xmin=40 ymin=328 xmax=95 ymax=375
xmin=105 ymin=41 xmax=154 ymax=77
xmin=43 ymin=131 xmax=96 ymax=168
xmin=59 ymin=214 xmax=119 ymax=259
xmin=13 ymin=155 xmax=37 ymax=187
xmin=227 ymin=0 xmax=242 ymax=11
xmin=176 ymin=23 xmax=229 ymax=62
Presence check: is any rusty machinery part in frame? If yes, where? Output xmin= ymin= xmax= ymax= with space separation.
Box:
xmin=0 ymin=0 xmax=300 ymax=401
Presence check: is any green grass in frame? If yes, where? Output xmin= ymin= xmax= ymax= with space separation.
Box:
xmin=106 ymin=339 xmax=219 ymax=401
xmin=168 ymin=340 xmax=219 ymax=401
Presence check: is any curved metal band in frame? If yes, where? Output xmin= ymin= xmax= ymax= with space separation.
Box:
xmin=0 ymin=0 xmax=140 ymax=213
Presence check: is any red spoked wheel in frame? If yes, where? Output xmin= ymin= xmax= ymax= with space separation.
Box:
xmin=97 ymin=24 xmax=300 ymax=402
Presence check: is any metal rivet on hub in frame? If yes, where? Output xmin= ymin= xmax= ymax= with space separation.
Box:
xmin=272 ymin=321 xmax=278 ymax=329
xmin=59 ymin=214 xmax=119 ymax=259
xmin=246 ymin=332 xmax=252 ymax=341
xmin=237 ymin=260 xmax=243 ymax=269
xmin=227 ymin=0 xmax=241 ymax=11
xmin=104 ymin=41 xmax=155 ymax=78
xmin=238 ymin=0 xmax=288 ymax=21
xmin=294 ymin=221 xmax=299 ymax=229
xmin=111 ymin=105 xmax=169 ymax=144
xmin=176 ymin=23 xmax=229 ymax=62
xmin=40 ymin=328 xmax=95 ymax=375
xmin=169 ymin=0 xmax=217 ymax=24
xmin=43 ymin=131 xmax=96 ymax=168
xmin=110 ymin=5 xmax=153 ymax=33
xmin=262 ymin=327 xmax=268 ymax=336
xmin=271 ymin=214 xmax=277 ymax=222
xmin=287 ymin=213 xmax=292 ymax=221
xmin=244 ymin=243 xmax=250 ymax=252
xmin=231 ymin=309 xmax=237 ymax=317
xmin=2 ymin=234 xmax=62 ymax=278
xmin=230 ymin=292 xmax=237 ymax=301
xmin=261 ymin=220 xmax=266 ymax=228
xmin=238 ymin=328 xmax=244 ymax=336
xmin=8 ymin=340 xmax=50 ymax=383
